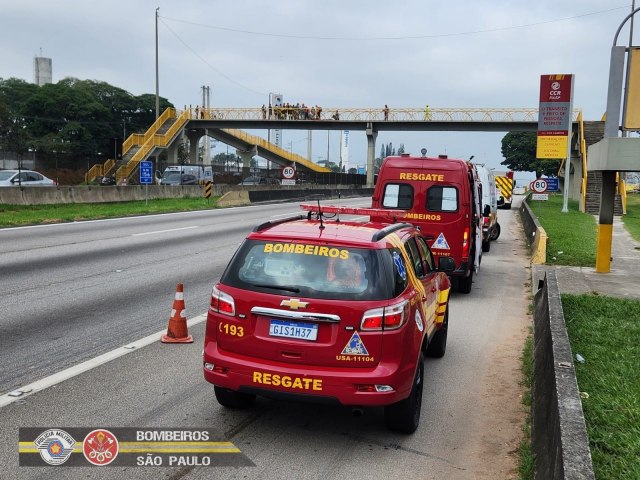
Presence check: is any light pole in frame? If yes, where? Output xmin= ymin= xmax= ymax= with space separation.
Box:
xmin=594 ymin=5 xmax=640 ymax=272
xmin=155 ymin=7 xmax=160 ymax=120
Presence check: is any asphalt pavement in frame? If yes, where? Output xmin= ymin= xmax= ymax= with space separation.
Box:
xmin=533 ymin=215 xmax=640 ymax=300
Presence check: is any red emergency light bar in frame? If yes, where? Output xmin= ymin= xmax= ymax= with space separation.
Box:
xmin=299 ymin=204 xmax=408 ymax=219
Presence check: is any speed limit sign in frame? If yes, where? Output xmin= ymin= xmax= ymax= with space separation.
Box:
xmin=530 ymin=178 xmax=548 ymax=193
xmin=282 ymin=166 xmax=296 ymax=179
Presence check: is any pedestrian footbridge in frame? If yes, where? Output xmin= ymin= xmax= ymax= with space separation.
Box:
xmin=86 ymin=106 xmax=582 ymax=185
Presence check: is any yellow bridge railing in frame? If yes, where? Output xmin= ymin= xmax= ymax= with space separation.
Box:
xmin=115 ymin=109 xmax=189 ymax=183
xmin=185 ymin=107 xmax=581 ymax=123
xmin=222 ymin=129 xmax=331 ymax=173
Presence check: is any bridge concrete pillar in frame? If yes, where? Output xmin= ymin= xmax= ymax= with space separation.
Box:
xmin=366 ymin=123 xmax=378 ymax=187
xmin=186 ymin=130 xmax=204 ymax=164
xmin=237 ymin=145 xmax=258 ymax=178
xmin=166 ymin=135 xmax=181 ymax=164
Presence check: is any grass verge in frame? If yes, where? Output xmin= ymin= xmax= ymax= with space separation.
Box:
xmin=562 ymin=294 xmax=640 ymax=479
xmin=527 ymin=193 xmax=597 ymax=267
xmin=0 ymin=197 xmax=219 ymax=227
xmin=622 ymin=193 xmax=640 ymax=243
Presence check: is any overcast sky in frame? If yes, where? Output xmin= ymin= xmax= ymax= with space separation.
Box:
xmin=0 ymin=1 xmax=635 ymax=180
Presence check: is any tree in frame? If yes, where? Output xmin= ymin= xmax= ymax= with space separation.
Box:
xmin=0 ymin=77 xmax=173 ymax=165
xmin=500 ymin=131 xmax=560 ymax=178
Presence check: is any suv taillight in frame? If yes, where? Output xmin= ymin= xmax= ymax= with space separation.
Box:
xmin=360 ymin=300 xmax=409 ymax=331
xmin=210 ymin=286 xmax=235 ymax=316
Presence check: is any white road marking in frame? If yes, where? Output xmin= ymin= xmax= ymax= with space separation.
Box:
xmin=0 ymin=313 xmax=208 ymax=409
xmin=131 ymin=226 xmax=199 ymax=236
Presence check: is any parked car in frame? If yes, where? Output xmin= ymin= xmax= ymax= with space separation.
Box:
xmin=160 ymin=173 xmax=198 ymax=185
xmin=0 ymin=169 xmax=55 ymax=187
xmin=203 ymin=203 xmax=454 ymax=433
xmin=239 ymin=176 xmax=279 ymax=186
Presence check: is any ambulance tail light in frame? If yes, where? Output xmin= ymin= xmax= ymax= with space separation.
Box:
xmin=210 ymin=285 xmax=235 ymax=316
xmin=462 ymin=227 xmax=470 ymax=258
xmin=360 ymin=300 xmax=409 ymax=331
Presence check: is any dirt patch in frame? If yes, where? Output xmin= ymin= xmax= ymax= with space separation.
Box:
xmin=471 ymin=212 xmax=531 ymax=479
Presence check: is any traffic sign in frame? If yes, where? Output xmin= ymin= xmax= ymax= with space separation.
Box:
xmin=544 ymin=177 xmax=559 ymax=191
xmin=139 ymin=161 xmax=153 ymax=185
xmin=281 ymin=166 xmax=296 ymax=180
xmin=204 ymin=181 xmax=213 ymax=199
xmin=530 ymin=178 xmax=548 ymax=193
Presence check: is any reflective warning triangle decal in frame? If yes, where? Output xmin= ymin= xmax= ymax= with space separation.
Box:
xmin=432 ymin=233 xmax=450 ymax=250
xmin=341 ymin=332 xmax=369 ymax=356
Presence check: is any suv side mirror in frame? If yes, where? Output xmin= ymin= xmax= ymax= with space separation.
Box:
xmin=438 ymin=257 xmax=456 ymax=272
xmin=483 ymin=204 xmax=491 ymax=216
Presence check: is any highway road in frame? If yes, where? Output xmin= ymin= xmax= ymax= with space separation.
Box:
xmin=0 ymin=196 xmax=530 ymax=479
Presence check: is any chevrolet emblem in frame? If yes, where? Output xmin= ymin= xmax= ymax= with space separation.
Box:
xmin=280 ymin=298 xmax=309 ymax=310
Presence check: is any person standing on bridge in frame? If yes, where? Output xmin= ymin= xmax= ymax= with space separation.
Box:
xmin=424 ymin=104 xmax=431 ymax=120
xmin=261 ymin=104 xmax=267 ymax=119
xmin=383 ymin=105 xmax=389 ymax=121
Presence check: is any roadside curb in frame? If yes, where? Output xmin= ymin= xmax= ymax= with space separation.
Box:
xmin=532 ymin=272 xmax=595 ymax=480
xmin=519 ymin=196 xmax=547 ymax=264
xmin=522 ymin=197 xmax=596 ymax=479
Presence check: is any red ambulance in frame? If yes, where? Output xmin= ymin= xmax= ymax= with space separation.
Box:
xmin=371 ymin=153 xmax=482 ymax=293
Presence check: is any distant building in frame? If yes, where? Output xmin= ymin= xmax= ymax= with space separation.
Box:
xmin=34 ymin=56 xmax=52 ymax=85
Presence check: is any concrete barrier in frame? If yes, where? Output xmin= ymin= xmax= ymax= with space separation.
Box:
xmin=520 ymin=196 xmax=547 ymax=264
xmin=217 ymin=190 xmax=250 ymax=207
xmin=0 ymin=185 xmax=374 ymax=206
xmin=0 ymin=185 xmax=208 ymax=205
xmin=532 ymin=273 xmax=595 ymax=480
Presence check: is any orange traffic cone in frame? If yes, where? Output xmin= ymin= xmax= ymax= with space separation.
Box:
xmin=161 ymin=283 xmax=193 ymax=343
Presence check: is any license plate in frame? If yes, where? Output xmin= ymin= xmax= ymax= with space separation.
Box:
xmin=269 ymin=319 xmax=318 ymax=341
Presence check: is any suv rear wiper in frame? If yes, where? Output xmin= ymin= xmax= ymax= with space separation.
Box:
xmin=250 ymin=283 xmax=300 ymax=293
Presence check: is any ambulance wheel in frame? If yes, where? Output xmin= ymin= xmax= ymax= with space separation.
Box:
xmin=214 ymin=386 xmax=256 ymax=409
xmin=490 ymin=223 xmax=501 ymax=241
xmin=385 ymin=354 xmax=424 ymax=434
xmin=482 ymin=239 xmax=491 ymax=253
xmin=457 ymin=269 xmax=473 ymax=294
xmin=426 ymin=306 xmax=448 ymax=358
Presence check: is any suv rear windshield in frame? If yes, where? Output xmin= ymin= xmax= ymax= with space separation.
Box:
xmin=221 ymin=240 xmax=401 ymax=301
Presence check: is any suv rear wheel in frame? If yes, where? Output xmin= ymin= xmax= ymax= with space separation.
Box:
xmin=426 ymin=306 xmax=448 ymax=358
xmin=457 ymin=268 xmax=473 ymax=294
xmin=214 ymin=386 xmax=256 ymax=409
xmin=384 ymin=354 xmax=424 ymax=434
xmin=490 ymin=223 xmax=501 ymax=241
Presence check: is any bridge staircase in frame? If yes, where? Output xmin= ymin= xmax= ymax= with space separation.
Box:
xmin=86 ymin=108 xmax=331 ymax=184
xmin=579 ymin=119 xmax=624 ymax=216
xmin=86 ymin=108 xmax=187 ymax=184
xmin=215 ymin=128 xmax=330 ymax=173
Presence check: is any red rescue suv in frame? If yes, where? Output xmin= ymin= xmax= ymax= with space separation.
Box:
xmin=203 ymin=205 xmax=453 ymax=433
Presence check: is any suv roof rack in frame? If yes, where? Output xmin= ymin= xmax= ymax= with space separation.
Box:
xmin=299 ymin=204 xmax=408 ymax=222
xmin=371 ymin=223 xmax=415 ymax=242
xmin=253 ymin=215 xmax=306 ymax=232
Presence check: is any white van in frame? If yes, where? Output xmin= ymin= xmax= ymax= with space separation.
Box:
xmin=475 ymin=164 xmax=500 ymax=252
